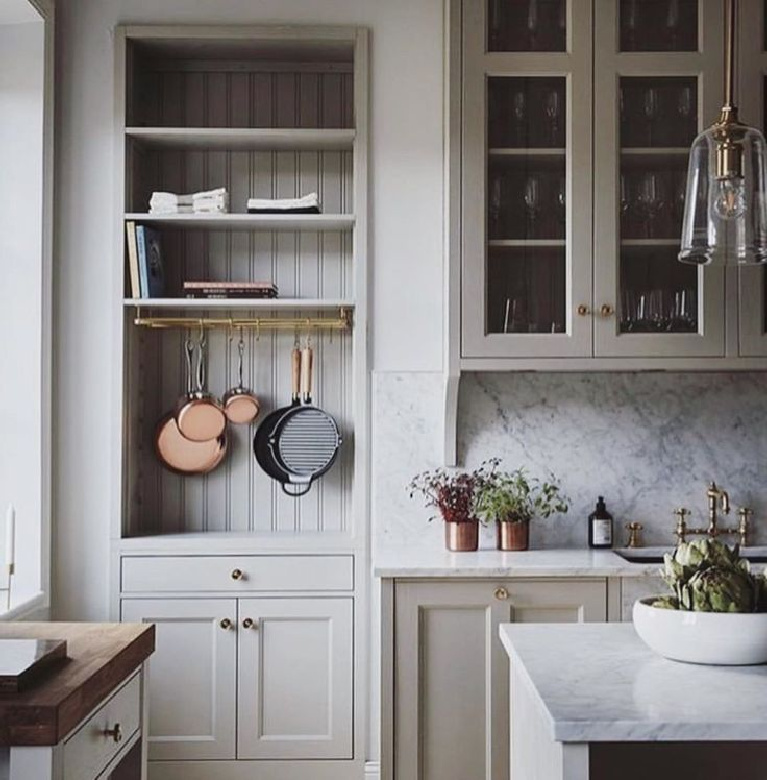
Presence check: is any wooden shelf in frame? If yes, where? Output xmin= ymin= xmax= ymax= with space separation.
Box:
xmin=621 ymin=147 xmax=690 ymax=156
xmin=123 ymin=298 xmax=354 ymax=311
xmin=488 ymin=239 xmax=566 ymax=248
xmin=124 ymin=213 xmax=355 ymax=230
xmin=126 ymin=127 xmax=356 ymax=151
xmin=621 ymin=239 xmax=681 ymax=247
xmin=489 ymin=148 xmax=566 ymax=157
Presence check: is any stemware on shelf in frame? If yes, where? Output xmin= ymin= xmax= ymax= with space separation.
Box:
xmin=527 ymin=0 xmax=539 ymax=50
xmin=677 ymin=85 xmax=693 ymax=146
xmin=636 ymin=173 xmax=665 ymax=238
xmin=546 ymin=90 xmax=561 ymax=146
xmin=643 ymin=87 xmax=659 ymax=146
xmin=524 ymin=176 xmax=541 ymax=239
xmin=556 ymin=176 xmax=566 ymax=236
xmin=513 ymin=90 xmax=527 ymax=146
xmin=666 ymin=0 xmax=680 ymax=50
xmin=489 ymin=175 xmax=503 ymax=237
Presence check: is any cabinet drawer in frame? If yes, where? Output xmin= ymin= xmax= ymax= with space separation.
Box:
xmin=63 ymin=672 xmax=140 ymax=780
xmin=121 ymin=555 xmax=354 ymax=593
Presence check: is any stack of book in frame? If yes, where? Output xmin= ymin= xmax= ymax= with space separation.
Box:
xmin=183 ymin=281 xmax=279 ymax=299
xmin=126 ymin=221 xmax=165 ymax=298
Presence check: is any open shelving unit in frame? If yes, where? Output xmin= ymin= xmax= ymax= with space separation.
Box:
xmin=112 ymin=26 xmax=369 ymax=542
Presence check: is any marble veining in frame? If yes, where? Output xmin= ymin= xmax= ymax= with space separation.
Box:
xmin=373 ymin=372 xmax=767 ymax=551
xmin=500 ymin=623 xmax=767 ymax=742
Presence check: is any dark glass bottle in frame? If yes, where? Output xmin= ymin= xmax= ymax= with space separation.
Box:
xmin=588 ymin=496 xmax=613 ymax=549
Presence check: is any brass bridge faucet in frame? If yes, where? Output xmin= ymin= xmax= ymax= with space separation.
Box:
xmin=674 ymin=482 xmax=753 ymax=546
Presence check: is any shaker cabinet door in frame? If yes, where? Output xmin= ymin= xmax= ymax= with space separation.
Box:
xmin=120 ymin=598 xmax=237 ymax=761
xmin=236 ymin=597 xmax=353 ymax=760
xmin=393 ymin=579 xmax=606 ymax=780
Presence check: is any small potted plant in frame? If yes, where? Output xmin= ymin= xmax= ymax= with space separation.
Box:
xmin=408 ymin=461 xmax=498 ymax=552
xmin=475 ymin=467 xmax=569 ymax=551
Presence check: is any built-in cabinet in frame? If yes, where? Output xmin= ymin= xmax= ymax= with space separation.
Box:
xmin=454 ymin=0 xmax=767 ymax=366
xmin=111 ymin=25 xmax=369 ymax=780
xmin=383 ymin=578 xmax=611 ymax=780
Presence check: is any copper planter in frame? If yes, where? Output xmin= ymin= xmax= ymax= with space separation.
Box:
xmin=444 ymin=520 xmax=479 ymax=552
xmin=497 ymin=519 xmax=530 ymax=552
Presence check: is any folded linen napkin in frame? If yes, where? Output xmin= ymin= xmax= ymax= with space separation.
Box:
xmin=149 ymin=203 xmax=194 ymax=215
xmin=192 ymin=187 xmax=228 ymax=201
xmin=150 ymin=191 xmax=194 ymax=206
xmin=246 ymin=192 xmax=320 ymax=213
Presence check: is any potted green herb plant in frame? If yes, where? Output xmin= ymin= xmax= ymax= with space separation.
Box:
xmin=475 ymin=468 xmax=569 ymax=551
xmin=408 ymin=461 xmax=498 ymax=552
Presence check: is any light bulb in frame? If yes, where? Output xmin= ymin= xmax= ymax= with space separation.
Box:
xmin=711 ymin=176 xmax=747 ymax=220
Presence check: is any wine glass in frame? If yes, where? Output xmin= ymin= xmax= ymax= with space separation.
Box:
xmin=677 ymin=86 xmax=694 ymax=145
xmin=674 ymin=175 xmax=687 ymax=229
xmin=527 ymin=0 xmax=539 ymax=50
xmin=489 ymin=0 xmax=502 ymax=50
xmin=620 ymin=174 xmax=632 ymax=236
xmin=512 ymin=91 xmax=527 ymax=146
xmin=546 ymin=90 xmax=561 ymax=146
xmin=489 ymin=175 xmax=503 ymax=237
xmin=643 ymin=87 xmax=659 ymax=146
xmin=556 ymin=176 xmax=566 ymax=235
xmin=624 ymin=0 xmax=638 ymax=51
xmin=636 ymin=173 xmax=665 ymax=238
xmin=666 ymin=0 xmax=680 ymax=50
xmin=524 ymin=176 xmax=541 ymax=239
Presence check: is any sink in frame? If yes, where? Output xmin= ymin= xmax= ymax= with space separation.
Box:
xmin=615 ymin=546 xmax=767 ymax=565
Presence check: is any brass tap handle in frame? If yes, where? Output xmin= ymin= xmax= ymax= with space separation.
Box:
xmin=242 ymin=617 xmax=257 ymax=630
xmin=674 ymin=508 xmax=690 ymax=544
xmin=625 ymin=522 xmax=643 ymax=548
xmin=103 ymin=723 xmax=122 ymax=743
xmin=599 ymin=304 xmax=615 ymax=318
xmin=576 ymin=304 xmax=591 ymax=317
xmin=231 ymin=568 xmax=244 ymax=581
xmin=494 ymin=587 xmax=509 ymax=601
xmin=219 ymin=618 xmax=233 ymax=630
xmin=738 ymin=507 xmax=753 ymax=546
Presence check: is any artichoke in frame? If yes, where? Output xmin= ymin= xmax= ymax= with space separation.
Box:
xmin=681 ymin=565 xmax=756 ymax=613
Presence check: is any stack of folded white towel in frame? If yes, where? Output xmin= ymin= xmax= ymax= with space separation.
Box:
xmin=149 ymin=188 xmax=229 ymax=215
xmin=246 ymin=192 xmax=321 ymax=214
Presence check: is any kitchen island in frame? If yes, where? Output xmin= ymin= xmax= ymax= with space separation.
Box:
xmin=500 ymin=623 xmax=767 ymax=780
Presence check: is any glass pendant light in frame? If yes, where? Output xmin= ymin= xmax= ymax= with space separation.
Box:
xmin=678 ymin=0 xmax=767 ymax=266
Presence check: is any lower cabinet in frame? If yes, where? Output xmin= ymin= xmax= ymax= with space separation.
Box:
xmin=121 ymin=596 xmax=353 ymax=766
xmin=390 ymin=579 xmax=607 ymax=780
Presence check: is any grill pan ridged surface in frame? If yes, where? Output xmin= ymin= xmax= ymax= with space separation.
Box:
xmin=276 ymin=409 xmax=341 ymax=476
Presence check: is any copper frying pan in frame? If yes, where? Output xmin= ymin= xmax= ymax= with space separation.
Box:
xmin=155 ymin=414 xmax=227 ymax=475
xmin=176 ymin=337 xmax=226 ymax=442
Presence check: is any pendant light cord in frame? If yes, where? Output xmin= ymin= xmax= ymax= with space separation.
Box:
xmin=724 ymin=0 xmax=736 ymax=112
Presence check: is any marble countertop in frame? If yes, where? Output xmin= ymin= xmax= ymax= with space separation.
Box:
xmin=373 ymin=547 xmax=660 ymax=578
xmin=500 ymin=623 xmax=767 ymax=742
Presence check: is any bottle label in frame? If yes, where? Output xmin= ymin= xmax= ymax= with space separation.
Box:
xmin=592 ymin=518 xmax=612 ymax=546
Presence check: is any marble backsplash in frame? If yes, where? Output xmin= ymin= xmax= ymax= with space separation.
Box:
xmin=372 ymin=371 xmax=767 ymax=551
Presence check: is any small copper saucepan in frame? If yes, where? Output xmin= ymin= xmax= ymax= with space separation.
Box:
xmin=222 ymin=328 xmax=260 ymax=425
xmin=176 ymin=336 xmax=226 ymax=442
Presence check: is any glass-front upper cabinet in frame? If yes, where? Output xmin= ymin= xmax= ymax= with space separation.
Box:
xmin=593 ymin=0 xmax=726 ymax=357
xmin=462 ymin=0 xmax=593 ymax=358
xmin=737 ymin=0 xmax=767 ymax=356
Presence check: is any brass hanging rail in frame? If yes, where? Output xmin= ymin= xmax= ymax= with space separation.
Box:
xmin=134 ymin=308 xmax=352 ymax=331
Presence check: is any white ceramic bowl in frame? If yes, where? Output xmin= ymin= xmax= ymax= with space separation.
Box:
xmin=633 ymin=598 xmax=767 ymax=665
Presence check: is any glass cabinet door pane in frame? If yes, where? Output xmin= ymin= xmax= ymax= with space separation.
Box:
xmin=488 ymin=0 xmax=566 ymax=52
xmin=487 ymin=76 xmax=567 ymax=334
xmin=619 ymin=0 xmax=698 ymax=52
xmin=619 ymin=75 xmax=699 ymax=335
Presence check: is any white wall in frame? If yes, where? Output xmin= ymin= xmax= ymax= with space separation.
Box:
xmin=0 ymin=19 xmax=45 ymax=607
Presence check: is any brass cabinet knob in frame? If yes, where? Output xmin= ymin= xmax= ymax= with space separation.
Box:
xmin=231 ymin=568 xmax=243 ymax=581
xmin=103 ymin=723 xmax=122 ymax=743
xmin=576 ymin=304 xmax=591 ymax=317
xmin=599 ymin=304 xmax=615 ymax=318
xmin=494 ymin=587 xmax=509 ymax=601
xmin=219 ymin=618 xmax=233 ymax=630
xmin=242 ymin=617 xmax=257 ymax=630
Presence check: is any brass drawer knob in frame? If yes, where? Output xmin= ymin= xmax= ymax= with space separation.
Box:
xmin=103 ymin=723 xmax=122 ymax=743
xmin=242 ymin=617 xmax=257 ymax=629
xmin=231 ymin=568 xmax=244 ymax=581
xmin=576 ymin=304 xmax=591 ymax=317
xmin=600 ymin=304 xmax=615 ymax=318
xmin=494 ymin=587 xmax=509 ymax=601
xmin=219 ymin=618 xmax=233 ymax=630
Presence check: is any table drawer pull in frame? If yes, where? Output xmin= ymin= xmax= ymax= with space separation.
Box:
xmin=103 ymin=723 xmax=122 ymax=743
xmin=231 ymin=568 xmax=244 ymax=581
xmin=219 ymin=618 xmax=233 ymax=630
xmin=242 ymin=617 xmax=258 ymax=629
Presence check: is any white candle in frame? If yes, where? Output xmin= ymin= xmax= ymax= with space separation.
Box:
xmin=5 ymin=504 xmax=15 ymax=575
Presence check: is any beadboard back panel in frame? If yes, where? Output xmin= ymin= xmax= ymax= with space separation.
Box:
xmin=127 ymin=47 xmax=354 ymax=129
xmin=124 ymin=319 xmax=354 ymax=536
